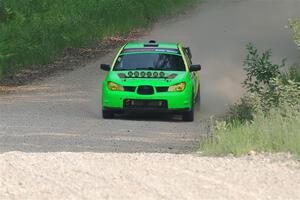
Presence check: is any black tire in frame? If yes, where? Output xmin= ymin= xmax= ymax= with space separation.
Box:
xmin=182 ymin=103 xmax=194 ymax=122
xmin=102 ymin=110 xmax=114 ymax=119
xmin=182 ymin=108 xmax=194 ymax=122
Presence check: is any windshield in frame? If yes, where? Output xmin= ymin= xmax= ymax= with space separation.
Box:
xmin=113 ymin=53 xmax=186 ymax=71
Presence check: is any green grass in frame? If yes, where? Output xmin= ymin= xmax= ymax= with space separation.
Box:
xmin=0 ymin=0 xmax=196 ymax=79
xmin=200 ymin=110 xmax=300 ymax=156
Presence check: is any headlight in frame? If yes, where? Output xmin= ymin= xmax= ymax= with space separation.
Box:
xmin=107 ymin=82 xmax=124 ymax=91
xmin=168 ymin=82 xmax=186 ymax=92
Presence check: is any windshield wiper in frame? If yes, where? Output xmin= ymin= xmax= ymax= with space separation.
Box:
xmin=133 ymin=67 xmax=172 ymax=71
xmin=135 ymin=67 xmax=154 ymax=70
xmin=114 ymin=67 xmax=154 ymax=71
xmin=114 ymin=68 xmax=132 ymax=71
xmin=114 ymin=67 xmax=183 ymax=71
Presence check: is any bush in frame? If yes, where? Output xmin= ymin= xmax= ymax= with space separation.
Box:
xmin=289 ymin=19 xmax=300 ymax=49
xmin=265 ymin=78 xmax=300 ymax=112
xmin=233 ymin=43 xmax=300 ymax=115
xmin=229 ymin=76 xmax=300 ymax=122
xmin=228 ymin=95 xmax=255 ymax=123
xmin=282 ymin=65 xmax=300 ymax=83
xmin=229 ymin=43 xmax=287 ymax=119
xmin=243 ymin=43 xmax=285 ymax=94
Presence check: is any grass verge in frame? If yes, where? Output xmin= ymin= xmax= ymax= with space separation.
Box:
xmin=200 ymin=110 xmax=300 ymax=156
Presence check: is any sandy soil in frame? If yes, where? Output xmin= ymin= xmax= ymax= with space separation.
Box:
xmin=1 ymin=152 xmax=300 ymax=200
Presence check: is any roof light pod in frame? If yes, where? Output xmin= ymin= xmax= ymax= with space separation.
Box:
xmin=128 ymin=71 xmax=133 ymax=77
xmin=134 ymin=71 xmax=139 ymax=77
xmin=159 ymin=72 xmax=165 ymax=78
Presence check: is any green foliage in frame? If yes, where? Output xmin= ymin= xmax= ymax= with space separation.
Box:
xmin=228 ymin=76 xmax=300 ymax=123
xmin=0 ymin=0 xmax=15 ymax=24
xmin=228 ymin=43 xmax=294 ymax=121
xmin=233 ymin=44 xmax=300 ymax=115
xmin=228 ymin=96 xmax=254 ymax=123
xmin=282 ymin=65 xmax=300 ymax=83
xmin=289 ymin=19 xmax=300 ymax=49
xmin=0 ymin=0 xmax=196 ymax=79
xmin=263 ymin=78 xmax=300 ymax=112
xmin=243 ymin=43 xmax=285 ymax=94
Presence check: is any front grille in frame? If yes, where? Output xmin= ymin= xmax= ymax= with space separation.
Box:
xmin=124 ymin=86 xmax=136 ymax=92
xmin=156 ymin=87 xmax=169 ymax=92
xmin=124 ymin=99 xmax=168 ymax=109
xmin=137 ymin=85 xmax=154 ymax=95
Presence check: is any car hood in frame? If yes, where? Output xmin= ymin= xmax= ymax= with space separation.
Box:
xmin=106 ymin=71 xmax=188 ymax=86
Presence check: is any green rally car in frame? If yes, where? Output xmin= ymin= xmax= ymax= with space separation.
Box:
xmin=100 ymin=40 xmax=201 ymax=121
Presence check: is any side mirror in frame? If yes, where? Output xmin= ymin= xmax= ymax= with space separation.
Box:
xmin=189 ymin=64 xmax=201 ymax=72
xmin=100 ymin=64 xmax=111 ymax=71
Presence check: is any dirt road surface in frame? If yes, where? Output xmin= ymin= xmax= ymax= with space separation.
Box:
xmin=1 ymin=153 xmax=300 ymax=200
xmin=1 ymin=0 xmax=300 ymax=199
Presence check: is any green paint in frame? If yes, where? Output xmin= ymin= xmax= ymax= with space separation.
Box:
xmin=101 ymin=41 xmax=201 ymax=120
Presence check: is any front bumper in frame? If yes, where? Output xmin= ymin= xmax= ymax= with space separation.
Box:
xmin=102 ymin=86 xmax=193 ymax=111
xmin=103 ymin=107 xmax=190 ymax=114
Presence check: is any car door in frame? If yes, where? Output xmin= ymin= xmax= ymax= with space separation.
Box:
xmin=183 ymin=47 xmax=198 ymax=98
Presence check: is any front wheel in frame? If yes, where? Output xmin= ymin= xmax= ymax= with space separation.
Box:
xmin=102 ymin=110 xmax=114 ymax=119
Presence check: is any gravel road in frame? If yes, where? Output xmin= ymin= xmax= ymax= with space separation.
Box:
xmin=1 ymin=0 xmax=300 ymax=199
xmin=1 ymin=152 xmax=300 ymax=200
